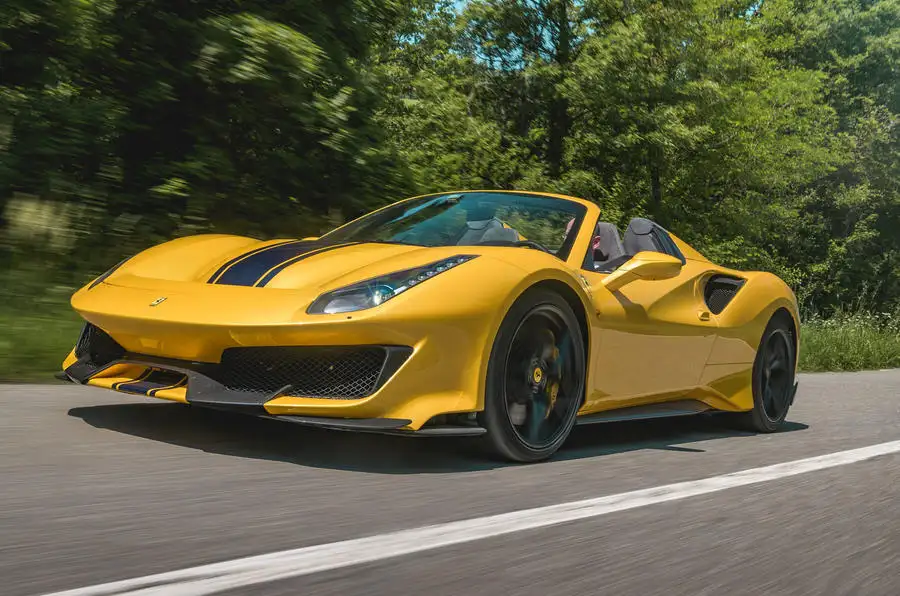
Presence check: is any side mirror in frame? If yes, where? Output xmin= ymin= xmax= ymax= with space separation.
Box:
xmin=601 ymin=251 xmax=683 ymax=292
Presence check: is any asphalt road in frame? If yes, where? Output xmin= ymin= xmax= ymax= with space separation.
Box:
xmin=2 ymin=371 xmax=899 ymax=596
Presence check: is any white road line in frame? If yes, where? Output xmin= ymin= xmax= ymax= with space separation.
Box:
xmin=43 ymin=440 xmax=900 ymax=596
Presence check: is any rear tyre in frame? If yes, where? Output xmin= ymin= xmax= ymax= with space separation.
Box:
xmin=734 ymin=313 xmax=796 ymax=432
xmin=480 ymin=288 xmax=586 ymax=462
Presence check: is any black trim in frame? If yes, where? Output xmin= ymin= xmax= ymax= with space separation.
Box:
xmin=88 ymin=257 xmax=130 ymax=290
xmin=275 ymin=416 xmax=412 ymax=431
xmin=413 ymin=425 xmax=487 ymax=437
xmin=376 ymin=346 xmax=415 ymax=391
xmin=576 ymin=400 xmax=710 ymax=425
xmin=272 ymin=415 xmax=486 ymax=436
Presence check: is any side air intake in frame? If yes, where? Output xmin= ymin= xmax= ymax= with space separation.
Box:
xmin=704 ymin=275 xmax=745 ymax=314
xmin=75 ymin=323 xmax=126 ymax=366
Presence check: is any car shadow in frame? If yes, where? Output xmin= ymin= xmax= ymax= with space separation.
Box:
xmin=67 ymin=403 xmax=809 ymax=474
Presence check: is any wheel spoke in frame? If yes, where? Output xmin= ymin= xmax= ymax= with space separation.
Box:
xmin=774 ymin=386 xmax=789 ymax=413
xmin=759 ymin=329 xmax=794 ymax=422
xmin=502 ymin=306 xmax=582 ymax=449
xmin=527 ymin=399 xmax=547 ymax=441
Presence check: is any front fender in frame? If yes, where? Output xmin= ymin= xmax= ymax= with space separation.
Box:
xmin=473 ymin=262 xmax=595 ymax=410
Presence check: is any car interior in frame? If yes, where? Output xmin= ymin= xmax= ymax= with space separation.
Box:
xmin=588 ymin=217 xmax=686 ymax=273
xmin=457 ymin=216 xmax=520 ymax=245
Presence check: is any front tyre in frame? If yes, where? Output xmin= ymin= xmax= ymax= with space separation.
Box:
xmin=480 ymin=287 xmax=586 ymax=462
xmin=735 ymin=313 xmax=796 ymax=432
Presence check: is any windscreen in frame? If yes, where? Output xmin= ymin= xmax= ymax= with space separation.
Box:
xmin=322 ymin=192 xmax=587 ymax=260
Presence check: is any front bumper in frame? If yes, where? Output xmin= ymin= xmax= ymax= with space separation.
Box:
xmin=60 ymin=358 xmax=485 ymax=436
xmin=63 ymin=320 xmax=490 ymax=434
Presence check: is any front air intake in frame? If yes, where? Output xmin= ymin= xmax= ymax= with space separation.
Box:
xmin=217 ymin=346 xmax=411 ymax=399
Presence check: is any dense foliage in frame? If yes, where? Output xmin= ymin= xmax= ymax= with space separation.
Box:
xmin=1 ymin=0 xmax=898 ymax=318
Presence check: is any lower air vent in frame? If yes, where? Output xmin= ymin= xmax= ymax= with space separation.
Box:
xmin=704 ymin=275 xmax=745 ymax=315
xmin=218 ymin=346 xmax=411 ymax=399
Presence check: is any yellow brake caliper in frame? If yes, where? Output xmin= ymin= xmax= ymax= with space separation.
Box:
xmin=546 ymin=345 xmax=560 ymax=418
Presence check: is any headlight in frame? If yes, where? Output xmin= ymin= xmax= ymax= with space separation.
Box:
xmin=307 ymin=255 xmax=478 ymax=314
xmin=88 ymin=257 xmax=131 ymax=290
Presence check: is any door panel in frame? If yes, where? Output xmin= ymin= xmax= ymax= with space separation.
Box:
xmin=582 ymin=259 xmax=718 ymax=412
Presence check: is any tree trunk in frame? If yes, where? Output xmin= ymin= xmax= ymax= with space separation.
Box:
xmin=649 ymin=143 xmax=663 ymax=219
xmin=546 ymin=0 xmax=571 ymax=178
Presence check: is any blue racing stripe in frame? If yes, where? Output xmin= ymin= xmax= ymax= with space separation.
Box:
xmin=254 ymin=243 xmax=358 ymax=287
xmin=148 ymin=376 xmax=187 ymax=397
xmin=211 ymin=240 xmax=320 ymax=287
xmin=207 ymin=240 xmax=299 ymax=284
xmin=111 ymin=368 xmax=152 ymax=391
xmin=117 ymin=369 xmax=187 ymax=395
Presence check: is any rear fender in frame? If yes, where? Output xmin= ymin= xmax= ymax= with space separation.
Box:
xmin=711 ymin=271 xmax=799 ymax=369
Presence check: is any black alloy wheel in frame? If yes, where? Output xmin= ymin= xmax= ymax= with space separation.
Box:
xmin=759 ymin=328 xmax=793 ymax=422
xmin=481 ymin=288 xmax=585 ymax=462
xmin=732 ymin=313 xmax=796 ymax=432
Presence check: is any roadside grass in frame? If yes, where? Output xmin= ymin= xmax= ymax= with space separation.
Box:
xmin=799 ymin=312 xmax=900 ymax=372
xmin=1 ymin=295 xmax=899 ymax=380
xmin=0 ymin=307 xmax=83 ymax=381
xmin=0 ymin=268 xmax=86 ymax=382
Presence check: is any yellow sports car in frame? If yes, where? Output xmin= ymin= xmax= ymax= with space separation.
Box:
xmin=61 ymin=191 xmax=799 ymax=462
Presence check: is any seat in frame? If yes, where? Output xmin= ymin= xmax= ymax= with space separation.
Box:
xmin=623 ymin=217 xmax=662 ymax=255
xmin=592 ymin=222 xmax=628 ymax=272
xmin=456 ymin=218 xmax=504 ymax=245
xmin=594 ymin=222 xmax=626 ymax=261
xmin=481 ymin=226 xmax=520 ymax=243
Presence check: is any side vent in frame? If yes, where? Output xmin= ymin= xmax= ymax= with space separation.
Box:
xmin=704 ymin=275 xmax=745 ymax=315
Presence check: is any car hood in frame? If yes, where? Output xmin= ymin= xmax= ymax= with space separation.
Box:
xmin=103 ymin=235 xmax=491 ymax=293
xmin=70 ymin=234 xmax=564 ymax=359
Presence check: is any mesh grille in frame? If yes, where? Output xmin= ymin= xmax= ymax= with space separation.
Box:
xmin=704 ymin=276 xmax=745 ymax=315
xmin=75 ymin=323 xmax=125 ymax=365
xmin=218 ymin=346 xmax=388 ymax=399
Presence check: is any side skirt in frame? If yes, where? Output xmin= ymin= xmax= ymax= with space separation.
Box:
xmin=266 ymin=415 xmax=486 ymax=437
xmin=576 ymin=399 xmax=712 ymax=425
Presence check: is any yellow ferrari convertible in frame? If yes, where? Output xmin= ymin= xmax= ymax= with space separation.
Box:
xmin=61 ymin=191 xmax=799 ymax=462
